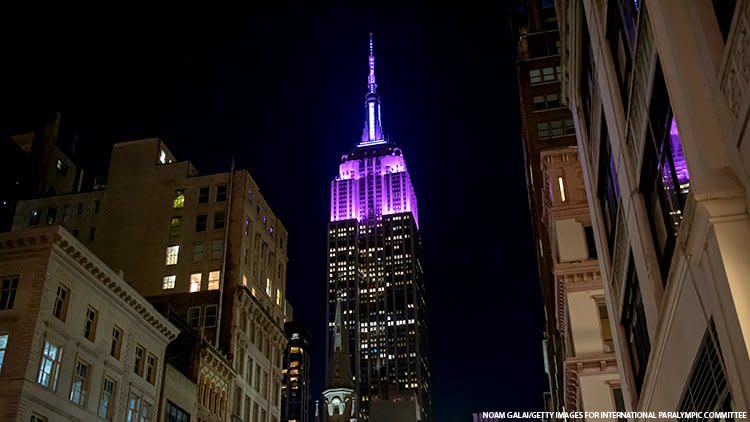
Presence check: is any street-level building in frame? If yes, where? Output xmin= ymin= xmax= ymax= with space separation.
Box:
xmin=558 ymin=0 xmax=750 ymax=413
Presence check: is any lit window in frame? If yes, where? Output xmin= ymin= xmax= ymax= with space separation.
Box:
xmin=69 ymin=360 xmax=90 ymax=405
xmin=276 ymin=289 xmax=281 ymax=306
xmin=127 ymin=392 xmax=152 ymax=422
xmin=145 ymin=353 xmax=158 ymax=384
xmin=266 ymin=278 xmax=272 ymax=296
xmin=190 ymin=273 xmax=202 ymax=292
xmin=163 ymin=275 xmax=176 ymax=290
xmin=98 ymin=377 xmax=116 ymax=419
xmin=208 ymin=271 xmax=221 ymax=290
xmin=0 ymin=334 xmax=7 ymax=372
xmin=134 ymin=345 xmax=145 ymax=376
xmin=0 ymin=276 xmax=19 ymax=310
xmin=38 ymin=340 xmax=62 ymax=389
xmin=558 ymin=176 xmax=566 ymax=202
xmin=159 ymin=150 xmax=167 ymax=164
xmin=83 ymin=306 xmax=98 ymax=341
xmin=204 ymin=305 xmax=218 ymax=327
xmin=56 ymin=159 xmax=69 ymax=175
xmin=173 ymin=190 xmax=185 ymax=209
xmin=30 ymin=209 xmax=40 ymax=225
xmin=242 ymin=274 xmax=248 ymax=287
xmin=165 ymin=245 xmax=179 ymax=265
xmin=169 ymin=217 xmax=182 ymax=237
xmin=111 ymin=326 xmax=123 ymax=359
xmin=187 ymin=307 xmax=200 ymax=328
xmin=53 ymin=285 xmax=70 ymax=321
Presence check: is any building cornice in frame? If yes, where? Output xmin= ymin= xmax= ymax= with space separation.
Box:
xmin=0 ymin=226 xmax=179 ymax=341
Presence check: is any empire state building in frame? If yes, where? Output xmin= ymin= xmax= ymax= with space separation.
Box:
xmin=325 ymin=34 xmax=431 ymax=421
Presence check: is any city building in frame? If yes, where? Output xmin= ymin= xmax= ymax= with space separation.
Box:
xmin=322 ymin=296 xmax=359 ymax=422
xmin=369 ymin=386 xmax=420 ymax=422
xmin=282 ymin=321 xmax=312 ymax=422
xmin=557 ymin=0 xmax=750 ymax=413
xmin=13 ymin=137 xmax=293 ymax=421
xmin=326 ymin=34 xmax=431 ymax=421
xmin=514 ymin=0 xmax=621 ymax=416
xmin=0 ymin=225 xmax=179 ymax=421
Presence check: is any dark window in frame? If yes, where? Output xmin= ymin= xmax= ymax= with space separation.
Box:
xmin=580 ymin=20 xmax=594 ymax=132
xmin=622 ymin=254 xmax=650 ymax=394
xmin=584 ymin=226 xmax=598 ymax=259
xmin=72 ymin=229 xmax=79 ymax=238
xmin=606 ymin=0 xmax=636 ymax=111
xmin=216 ymin=184 xmax=227 ymax=202
xmin=94 ymin=200 xmax=100 ymax=214
xmin=166 ymin=401 xmax=190 ymax=422
xmin=214 ymin=212 xmax=225 ymax=230
xmin=0 ymin=276 xmax=19 ymax=310
xmin=89 ymin=227 xmax=96 ymax=241
xmin=204 ymin=305 xmax=217 ymax=327
xmin=613 ymin=387 xmax=626 ymax=420
xmin=77 ymin=203 xmax=83 ymax=215
xmin=56 ymin=160 xmax=68 ymax=176
xmin=198 ymin=187 xmax=209 ymax=204
xmin=678 ymin=320 xmax=734 ymax=418
xmin=712 ymin=0 xmax=737 ymax=42
xmin=46 ymin=208 xmax=57 ymax=224
xmin=187 ymin=307 xmax=200 ymax=328
xmin=196 ymin=215 xmax=207 ymax=232
xmin=597 ymin=114 xmax=620 ymax=254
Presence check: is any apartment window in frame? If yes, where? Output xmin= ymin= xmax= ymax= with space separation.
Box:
xmin=208 ymin=271 xmax=221 ymax=291
xmin=196 ymin=214 xmax=207 ymax=232
xmin=216 ymin=184 xmax=227 ymax=202
xmin=598 ymin=301 xmax=614 ymax=352
xmin=584 ymin=226 xmax=598 ymax=259
xmin=69 ymin=359 xmax=90 ymax=405
xmin=47 ymin=207 xmax=57 ymax=224
xmin=145 ymin=353 xmax=158 ymax=384
xmin=193 ymin=242 xmax=204 ymax=262
xmin=166 ymin=401 xmax=190 ymax=422
xmin=134 ymin=345 xmax=145 ymax=376
xmin=159 ymin=149 xmax=167 ymax=164
xmin=537 ymin=122 xmax=550 ymax=139
xmin=211 ymin=239 xmax=223 ymax=259
xmin=622 ymin=255 xmax=650 ymax=394
xmin=94 ymin=200 xmax=100 ymax=214
xmin=163 ymin=275 xmax=176 ymax=290
xmin=0 ymin=276 xmax=18 ymax=310
xmin=38 ymin=340 xmax=62 ymax=389
xmin=98 ymin=377 xmax=116 ymax=419
xmin=529 ymin=69 xmax=542 ymax=84
xmin=187 ymin=306 xmax=201 ymax=328
xmin=532 ymin=93 xmax=560 ymax=111
xmin=242 ymin=274 xmax=248 ymax=287
xmin=169 ymin=217 xmax=183 ymax=237
xmin=0 ymin=334 xmax=7 ymax=372
xmin=606 ymin=0 xmax=636 ymax=110
xmin=76 ymin=202 xmax=83 ymax=215
xmin=641 ymin=63 xmax=690 ymax=284
xmin=276 ymin=289 xmax=282 ymax=306
xmin=190 ymin=273 xmax=202 ymax=292
xmin=53 ymin=285 xmax=70 ymax=321
xmin=678 ymin=320 xmax=734 ymax=415
xmin=30 ymin=209 xmax=40 ymax=225
xmin=204 ymin=305 xmax=218 ymax=327
xmin=165 ymin=245 xmax=180 ymax=265
xmin=89 ymin=227 xmax=96 ymax=241
xmin=30 ymin=414 xmax=47 ymax=422
xmin=199 ymin=187 xmax=209 ymax=204
xmin=127 ymin=392 xmax=152 ymax=422
xmin=597 ymin=115 xmax=620 ymax=253
xmin=265 ymin=278 xmax=272 ymax=296
xmin=173 ymin=190 xmax=185 ymax=209
xmin=111 ymin=326 xmax=123 ymax=359
xmin=72 ymin=229 xmax=79 ymax=238
xmin=83 ymin=306 xmax=98 ymax=341
xmin=214 ymin=212 xmax=225 ymax=229
xmin=611 ymin=386 xmax=626 ymax=419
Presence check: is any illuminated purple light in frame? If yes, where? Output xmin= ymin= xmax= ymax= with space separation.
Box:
xmin=669 ymin=117 xmax=690 ymax=188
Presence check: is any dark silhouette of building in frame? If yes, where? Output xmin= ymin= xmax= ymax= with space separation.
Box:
xmin=282 ymin=321 xmax=312 ymax=422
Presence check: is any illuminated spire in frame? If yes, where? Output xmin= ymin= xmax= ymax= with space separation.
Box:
xmin=368 ymin=32 xmax=377 ymax=93
xmin=360 ymin=33 xmax=386 ymax=147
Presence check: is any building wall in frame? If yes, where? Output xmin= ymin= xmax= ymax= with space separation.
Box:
xmin=0 ymin=226 xmax=177 ymax=422
xmin=558 ymin=0 xmax=750 ymax=412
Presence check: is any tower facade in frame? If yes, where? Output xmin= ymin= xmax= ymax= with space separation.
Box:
xmin=327 ymin=34 xmax=431 ymax=421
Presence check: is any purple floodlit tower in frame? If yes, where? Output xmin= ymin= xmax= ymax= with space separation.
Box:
xmin=325 ymin=34 xmax=432 ymax=422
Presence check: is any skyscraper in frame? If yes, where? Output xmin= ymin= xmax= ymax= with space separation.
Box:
xmin=326 ymin=34 xmax=431 ymax=421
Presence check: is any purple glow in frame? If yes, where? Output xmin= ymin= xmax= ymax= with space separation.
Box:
xmin=669 ymin=117 xmax=690 ymax=188
xmin=359 ymin=34 xmax=385 ymax=146
xmin=331 ymin=148 xmax=419 ymax=228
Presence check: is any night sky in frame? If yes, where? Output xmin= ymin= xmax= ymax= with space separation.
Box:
xmin=3 ymin=3 xmax=547 ymax=421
